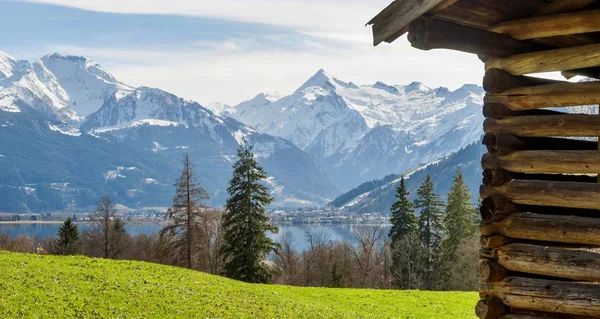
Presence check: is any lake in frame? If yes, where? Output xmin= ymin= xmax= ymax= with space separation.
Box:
xmin=0 ymin=223 xmax=390 ymax=251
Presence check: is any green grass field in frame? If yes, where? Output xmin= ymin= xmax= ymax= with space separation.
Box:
xmin=0 ymin=251 xmax=478 ymax=318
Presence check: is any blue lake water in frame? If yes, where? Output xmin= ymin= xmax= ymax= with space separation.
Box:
xmin=0 ymin=223 xmax=390 ymax=251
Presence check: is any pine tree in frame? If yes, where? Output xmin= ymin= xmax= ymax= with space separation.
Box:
xmin=440 ymin=168 xmax=478 ymax=288
xmin=414 ymin=174 xmax=444 ymax=290
xmin=161 ymin=152 xmax=209 ymax=269
xmin=220 ymin=144 xmax=279 ymax=283
xmin=52 ymin=217 xmax=80 ymax=255
xmin=389 ymin=176 xmax=417 ymax=248
xmin=389 ymin=176 xmax=420 ymax=288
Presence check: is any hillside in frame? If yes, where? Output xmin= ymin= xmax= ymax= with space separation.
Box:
xmin=330 ymin=141 xmax=485 ymax=213
xmin=0 ymin=251 xmax=477 ymax=318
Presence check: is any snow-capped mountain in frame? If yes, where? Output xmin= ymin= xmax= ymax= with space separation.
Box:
xmin=220 ymin=69 xmax=485 ymax=190
xmin=0 ymin=51 xmax=338 ymax=212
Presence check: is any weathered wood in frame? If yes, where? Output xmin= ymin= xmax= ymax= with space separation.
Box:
xmin=483 ymin=103 xmax=564 ymax=119
xmin=482 ymin=168 xmax=596 ymax=187
xmin=480 ymin=259 xmax=510 ymax=283
xmin=481 ymin=179 xmax=600 ymax=210
xmin=495 ymin=243 xmax=600 ymax=282
xmin=481 ymin=277 xmax=600 ymax=316
xmin=483 ymin=69 xmax=560 ymax=94
xmin=481 ymin=195 xmax=518 ymax=222
xmin=499 ymin=80 xmax=600 ymax=96
xmin=481 ymin=235 xmax=514 ymax=249
xmin=480 ymin=212 xmax=600 ymax=245
xmin=534 ymin=0 xmax=598 ymax=16
xmin=476 ymin=298 xmax=509 ymax=319
xmin=484 ymin=115 xmax=600 ymax=137
xmin=482 ymin=133 xmax=597 ymax=156
xmin=490 ymin=10 xmax=600 ymax=40
xmin=482 ymin=151 xmax=600 ymax=174
xmin=368 ymin=0 xmax=452 ymax=46
xmin=485 ymin=93 xmax=600 ymax=109
xmin=485 ymin=43 xmax=600 ymax=76
xmin=407 ymin=17 xmax=547 ymax=58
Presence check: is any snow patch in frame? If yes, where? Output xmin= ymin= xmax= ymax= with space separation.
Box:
xmin=48 ymin=123 xmax=81 ymax=136
xmin=103 ymin=166 xmax=136 ymax=181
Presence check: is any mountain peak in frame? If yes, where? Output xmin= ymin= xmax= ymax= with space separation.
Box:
xmin=41 ymin=52 xmax=118 ymax=84
xmin=404 ymin=81 xmax=430 ymax=93
xmin=372 ymin=81 xmax=400 ymax=94
xmin=0 ymin=51 xmax=18 ymax=79
xmin=297 ymin=69 xmax=357 ymax=92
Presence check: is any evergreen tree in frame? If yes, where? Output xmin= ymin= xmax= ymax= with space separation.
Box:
xmin=389 ymin=176 xmax=420 ymax=289
xmin=221 ymin=144 xmax=279 ymax=283
xmin=440 ymin=168 xmax=478 ymax=288
xmin=414 ymin=174 xmax=444 ymax=290
xmin=161 ymin=152 xmax=210 ymax=269
xmin=52 ymin=217 xmax=80 ymax=255
xmin=388 ymin=176 xmax=417 ymax=247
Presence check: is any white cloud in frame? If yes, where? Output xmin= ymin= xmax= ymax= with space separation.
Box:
xmin=22 ymin=0 xmax=390 ymax=32
xmin=45 ymin=34 xmax=483 ymax=106
xmin=16 ymin=0 xmax=484 ymax=105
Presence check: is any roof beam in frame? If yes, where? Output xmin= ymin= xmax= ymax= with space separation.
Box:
xmin=490 ymin=9 xmax=600 ymax=40
xmin=368 ymin=0 xmax=454 ymax=46
xmin=407 ymin=17 xmax=547 ymax=58
xmin=534 ymin=0 xmax=598 ymax=16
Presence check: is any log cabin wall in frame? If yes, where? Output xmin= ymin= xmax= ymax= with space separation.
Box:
xmin=368 ymin=0 xmax=600 ymax=318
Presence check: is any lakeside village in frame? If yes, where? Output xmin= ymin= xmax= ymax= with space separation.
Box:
xmin=0 ymin=207 xmax=390 ymax=225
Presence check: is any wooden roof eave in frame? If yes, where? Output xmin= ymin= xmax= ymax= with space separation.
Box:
xmin=367 ymin=0 xmax=457 ymax=46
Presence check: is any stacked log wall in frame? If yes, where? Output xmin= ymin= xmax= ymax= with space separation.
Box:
xmin=477 ymin=65 xmax=600 ymax=318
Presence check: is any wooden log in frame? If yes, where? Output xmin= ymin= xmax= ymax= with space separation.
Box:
xmin=481 ymin=195 xmax=518 ymax=222
xmin=499 ymin=80 xmax=600 ymax=96
xmin=476 ymin=298 xmax=509 ymax=319
xmin=480 ymin=277 xmax=600 ymax=316
xmin=482 ymin=133 xmax=597 ymax=156
xmin=485 ymin=93 xmax=600 ymax=109
xmin=485 ymin=43 xmax=600 ymax=76
xmin=489 ymin=10 xmax=600 ymax=40
xmin=480 ymin=259 xmax=509 ymax=283
xmin=483 ymin=69 xmax=561 ymax=94
xmin=483 ymin=103 xmax=564 ymax=119
xmin=534 ymin=0 xmax=598 ymax=16
xmin=482 ymin=151 xmax=600 ymax=175
xmin=481 ymin=235 xmax=514 ymax=249
xmin=481 ymin=180 xmax=600 ymax=210
xmin=368 ymin=0 xmax=452 ymax=46
xmin=496 ymin=243 xmax=600 ymax=282
xmin=484 ymin=115 xmax=600 ymax=137
xmin=407 ymin=17 xmax=547 ymax=58
xmin=482 ymin=168 xmax=596 ymax=187
xmin=502 ymin=311 xmax=599 ymax=319
xmin=480 ymin=212 xmax=600 ymax=245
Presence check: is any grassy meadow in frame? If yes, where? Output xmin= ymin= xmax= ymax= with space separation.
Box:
xmin=0 ymin=251 xmax=477 ymax=318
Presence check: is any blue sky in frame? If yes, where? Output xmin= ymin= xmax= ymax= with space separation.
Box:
xmin=1 ymin=0 xmax=483 ymax=105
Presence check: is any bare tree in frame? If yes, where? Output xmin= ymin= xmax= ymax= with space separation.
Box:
xmin=273 ymin=231 xmax=301 ymax=285
xmin=86 ymin=196 xmax=130 ymax=259
xmin=196 ymin=209 xmax=224 ymax=274
xmin=161 ymin=152 xmax=210 ymax=269
xmin=350 ymin=226 xmax=385 ymax=287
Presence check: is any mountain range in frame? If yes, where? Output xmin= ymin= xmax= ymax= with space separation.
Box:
xmin=0 ymin=50 xmax=485 ymax=213
xmin=209 ymin=69 xmax=484 ymax=191
xmin=0 ymin=51 xmax=336 ymax=212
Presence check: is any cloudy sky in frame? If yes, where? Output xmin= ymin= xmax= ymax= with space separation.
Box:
xmin=1 ymin=0 xmax=483 ymax=105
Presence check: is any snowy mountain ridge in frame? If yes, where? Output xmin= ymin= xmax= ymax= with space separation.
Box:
xmin=0 ymin=51 xmax=338 ymax=212
xmin=216 ymin=69 xmax=485 ymax=190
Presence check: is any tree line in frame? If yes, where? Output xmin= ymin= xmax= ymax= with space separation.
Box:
xmin=0 ymin=145 xmax=479 ymax=291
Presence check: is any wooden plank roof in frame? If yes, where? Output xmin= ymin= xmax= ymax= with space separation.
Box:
xmin=368 ymin=0 xmax=600 ymax=47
